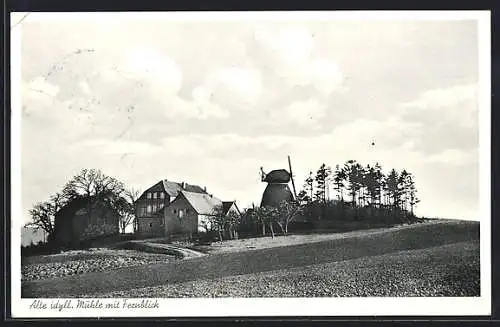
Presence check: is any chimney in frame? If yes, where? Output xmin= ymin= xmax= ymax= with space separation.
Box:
xmin=210 ymin=194 xmax=213 ymax=198
xmin=181 ymin=182 xmax=185 ymax=188
xmin=203 ymin=186 xmax=207 ymax=192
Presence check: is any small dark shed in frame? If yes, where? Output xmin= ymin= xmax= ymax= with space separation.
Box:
xmin=53 ymin=196 xmax=120 ymax=247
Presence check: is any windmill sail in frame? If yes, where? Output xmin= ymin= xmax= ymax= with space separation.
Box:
xmin=288 ymin=155 xmax=298 ymax=199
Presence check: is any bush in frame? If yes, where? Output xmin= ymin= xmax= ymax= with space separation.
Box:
xmin=192 ymin=231 xmax=219 ymax=245
xmin=21 ymin=242 xmax=60 ymax=257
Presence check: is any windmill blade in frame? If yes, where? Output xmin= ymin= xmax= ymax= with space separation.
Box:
xmin=288 ymin=155 xmax=298 ymax=199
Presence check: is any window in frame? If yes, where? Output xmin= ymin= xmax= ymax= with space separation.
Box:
xmin=179 ymin=209 xmax=184 ymax=219
xmin=147 ymin=192 xmax=152 ymax=199
xmin=149 ymin=223 xmax=153 ymax=228
xmin=186 ymin=208 xmax=190 ymax=214
xmin=153 ymin=192 xmax=158 ymax=199
xmin=147 ymin=204 xmax=152 ymax=214
xmin=152 ymin=204 xmax=157 ymax=212
xmin=160 ymin=192 xmax=165 ymax=199
xmin=173 ymin=209 xmax=177 ymax=214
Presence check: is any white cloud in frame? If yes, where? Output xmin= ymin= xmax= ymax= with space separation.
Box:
xmin=77 ymin=138 xmax=163 ymax=156
xmin=157 ymin=117 xmax=424 ymax=173
xmin=254 ymin=26 xmax=313 ymax=67
xmin=21 ymin=78 xmax=60 ymax=115
xmin=252 ymin=25 xmax=344 ymax=97
xmin=307 ymin=59 xmax=344 ymax=96
xmin=120 ymin=47 xmax=183 ymax=98
xmin=162 ymin=94 xmax=229 ymax=120
xmin=424 ymin=148 xmax=478 ymax=165
xmin=206 ymin=67 xmax=263 ymax=109
xmin=79 ymin=80 xmax=91 ymax=95
xmin=19 ymin=19 xmax=481 ymax=223
xmin=399 ymin=83 xmax=478 ymax=128
xmin=25 ymin=77 xmax=60 ymax=97
xmin=401 ymin=84 xmax=477 ymax=110
xmin=271 ymin=99 xmax=326 ymax=129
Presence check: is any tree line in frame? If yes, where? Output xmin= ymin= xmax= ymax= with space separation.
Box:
xmin=25 ymin=162 xmax=422 ymax=246
xmin=174 ymin=160 xmax=423 ymax=242
xmin=297 ymin=160 xmax=420 ymax=222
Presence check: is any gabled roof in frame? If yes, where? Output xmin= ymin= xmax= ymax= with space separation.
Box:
xmin=140 ymin=179 xmax=207 ymax=200
xmin=179 ymin=191 xmax=223 ymax=215
xmin=222 ymin=201 xmax=240 ymax=215
xmin=162 ymin=180 xmax=206 ymax=197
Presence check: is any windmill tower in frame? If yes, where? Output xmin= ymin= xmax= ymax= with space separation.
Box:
xmin=260 ymin=156 xmax=298 ymax=208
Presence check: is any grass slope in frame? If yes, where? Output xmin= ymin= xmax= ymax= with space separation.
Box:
xmin=91 ymin=241 xmax=479 ymax=297
xmin=22 ymin=220 xmax=479 ymax=298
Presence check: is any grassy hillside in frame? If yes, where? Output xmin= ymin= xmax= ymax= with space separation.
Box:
xmin=22 ymin=220 xmax=479 ymax=298
xmin=92 ymin=241 xmax=479 ymax=297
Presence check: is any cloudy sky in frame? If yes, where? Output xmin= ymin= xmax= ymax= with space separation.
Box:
xmin=15 ymin=12 xmax=484 ymax=222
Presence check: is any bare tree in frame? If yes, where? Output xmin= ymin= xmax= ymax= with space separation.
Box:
xmin=275 ymin=200 xmax=302 ymax=236
xmin=114 ymin=188 xmax=140 ymax=234
xmin=62 ymin=168 xmax=126 ymax=226
xmin=62 ymin=168 xmax=125 ymax=199
xmin=225 ymin=210 xmax=240 ymax=240
xmin=209 ymin=204 xmax=227 ymax=243
xmin=208 ymin=204 xmax=241 ymax=242
xmin=25 ymin=192 xmax=67 ymax=242
xmin=121 ymin=188 xmax=140 ymax=234
xmin=248 ymin=205 xmax=275 ymax=237
xmin=253 ymin=206 xmax=278 ymax=238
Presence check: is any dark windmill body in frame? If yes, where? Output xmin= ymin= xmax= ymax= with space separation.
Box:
xmin=260 ymin=156 xmax=298 ymax=208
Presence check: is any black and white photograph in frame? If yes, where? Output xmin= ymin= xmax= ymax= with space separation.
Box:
xmin=11 ymin=10 xmax=491 ymax=317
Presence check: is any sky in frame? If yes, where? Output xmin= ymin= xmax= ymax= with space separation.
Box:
xmin=15 ymin=12 xmax=484 ymax=223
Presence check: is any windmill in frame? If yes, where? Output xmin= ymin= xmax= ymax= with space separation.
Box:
xmin=260 ymin=155 xmax=298 ymax=208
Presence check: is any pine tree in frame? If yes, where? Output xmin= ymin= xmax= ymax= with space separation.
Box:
xmin=364 ymin=164 xmax=378 ymax=207
xmin=314 ymin=164 xmax=331 ymax=203
xmin=304 ymin=171 xmax=314 ymax=202
xmin=344 ymin=160 xmax=363 ymax=206
xmin=385 ymin=169 xmax=400 ymax=208
xmin=373 ymin=162 xmax=385 ymax=207
xmin=406 ymin=172 xmax=420 ymax=216
xmin=297 ymin=189 xmax=309 ymax=203
xmin=398 ymin=170 xmax=410 ymax=211
xmin=333 ymin=164 xmax=346 ymax=202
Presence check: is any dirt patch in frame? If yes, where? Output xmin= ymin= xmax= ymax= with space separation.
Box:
xmin=90 ymin=241 xmax=480 ymax=298
xmin=22 ymin=220 xmax=479 ymax=298
xmin=22 ymin=248 xmax=177 ymax=282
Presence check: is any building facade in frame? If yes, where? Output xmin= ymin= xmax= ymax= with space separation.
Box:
xmin=134 ymin=179 xmax=207 ymax=237
xmin=163 ymin=191 xmax=241 ymax=235
xmin=135 ymin=179 xmax=240 ymax=238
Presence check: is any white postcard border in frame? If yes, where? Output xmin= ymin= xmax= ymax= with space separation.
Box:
xmin=10 ymin=10 xmax=492 ymax=318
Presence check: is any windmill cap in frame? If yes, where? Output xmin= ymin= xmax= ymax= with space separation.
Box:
xmin=263 ymin=169 xmax=291 ymax=183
